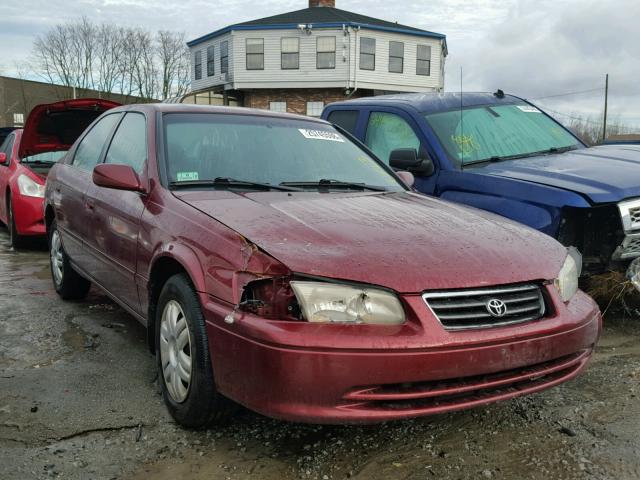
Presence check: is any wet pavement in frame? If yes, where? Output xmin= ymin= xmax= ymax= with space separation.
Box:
xmin=0 ymin=226 xmax=639 ymax=480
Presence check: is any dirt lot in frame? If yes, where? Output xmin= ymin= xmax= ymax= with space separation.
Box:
xmin=0 ymin=228 xmax=639 ymax=480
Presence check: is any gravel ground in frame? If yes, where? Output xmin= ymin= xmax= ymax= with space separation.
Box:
xmin=0 ymin=226 xmax=638 ymax=480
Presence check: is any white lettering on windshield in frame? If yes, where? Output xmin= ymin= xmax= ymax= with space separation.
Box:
xmin=298 ymin=129 xmax=345 ymax=142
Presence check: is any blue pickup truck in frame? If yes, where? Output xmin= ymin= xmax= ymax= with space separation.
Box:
xmin=322 ymin=92 xmax=640 ymax=276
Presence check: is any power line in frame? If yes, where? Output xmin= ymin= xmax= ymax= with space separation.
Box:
xmin=529 ymin=87 xmax=604 ymax=101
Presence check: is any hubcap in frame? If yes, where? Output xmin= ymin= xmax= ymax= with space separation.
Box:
xmin=159 ymin=300 xmax=192 ymax=403
xmin=50 ymin=230 xmax=64 ymax=285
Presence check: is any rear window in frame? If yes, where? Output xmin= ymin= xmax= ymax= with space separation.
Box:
xmin=326 ymin=110 xmax=359 ymax=135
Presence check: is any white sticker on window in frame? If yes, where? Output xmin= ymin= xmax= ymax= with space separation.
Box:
xmin=177 ymin=172 xmax=199 ymax=181
xmin=298 ymin=129 xmax=344 ymax=142
xmin=517 ymin=105 xmax=541 ymax=113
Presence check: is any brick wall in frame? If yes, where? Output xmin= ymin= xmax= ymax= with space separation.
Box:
xmin=242 ymin=88 xmax=368 ymax=116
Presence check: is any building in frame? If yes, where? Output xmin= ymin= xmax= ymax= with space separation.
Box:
xmin=187 ymin=0 xmax=447 ymax=116
xmin=0 ymin=76 xmax=150 ymax=127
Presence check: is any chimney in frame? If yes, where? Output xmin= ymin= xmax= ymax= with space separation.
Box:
xmin=309 ymin=0 xmax=335 ymax=7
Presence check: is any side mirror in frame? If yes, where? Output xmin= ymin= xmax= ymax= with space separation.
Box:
xmin=395 ymin=170 xmax=415 ymax=188
xmin=93 ymin=164 xmax=144 ymax=192
xmin=0 ymin=152 xmax=7 ymax=166
xmin=389 ymin=148 xmax=435 ymax=176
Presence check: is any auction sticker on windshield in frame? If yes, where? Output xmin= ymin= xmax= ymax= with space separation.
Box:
xmin=517 ymin=105 xmax=541 ymax=113
xmin=299 ymin=129 xmax=344 ymax=142
xmin=177 ymin=171 xmax=199 ymax=181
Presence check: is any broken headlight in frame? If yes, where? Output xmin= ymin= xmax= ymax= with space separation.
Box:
xmin=290 ymin=281 xmax=405 ymax=325
xmin=554 ymin=248 xmax=581 ymax=302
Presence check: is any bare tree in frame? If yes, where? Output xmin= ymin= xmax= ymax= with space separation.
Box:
xmin=31 ymin=18 xmax=191 ymax=100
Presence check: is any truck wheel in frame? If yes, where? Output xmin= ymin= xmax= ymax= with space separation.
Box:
xmin=8 ymin=197 xmax=26 ymax=249
xmin=156 ymin=273 xmax=236 ymax=428
xmin=49 ymin=219 xmax=91 ymax=300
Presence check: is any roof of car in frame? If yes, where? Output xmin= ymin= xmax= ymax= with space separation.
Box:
xmin=187 ymin=7 xmax=446 ymax=48
xmin=328 ymin=92 xmax=526 ymax=115
xmin=123 ymin=103 xmax=330 ymax=124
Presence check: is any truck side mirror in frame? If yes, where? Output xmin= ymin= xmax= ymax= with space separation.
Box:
xmin=389 ymin=148 xmax=434 ymax=177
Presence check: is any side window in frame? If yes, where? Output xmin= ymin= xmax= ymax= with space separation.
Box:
xmin=104 ymin=113 xmax=147 ymax=174
xmin=327 ymin=110 xmax=359 ymax=135
xmin=365 ymin=112 xmax=420 ymax=164
xmin=1 ymin=134 xmax=15 ymax=156
xmin=73 ymin=114 xmax=121 ymax=171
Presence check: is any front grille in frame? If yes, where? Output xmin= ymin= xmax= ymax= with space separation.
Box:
xmin=422 ymin=283 xmax=546 ymax=330
xmin=629 ymin=206 xmax=640 ymax=226
xmin=618 ymin=198 xmax=640 ymax=232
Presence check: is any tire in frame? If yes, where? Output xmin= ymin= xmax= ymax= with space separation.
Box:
xmin=155 ymin=273 xmax=236 ymax=428
xmin=49 ymin=219 xmax=91 ymax=300
xmin=7 ymin=196 xmax=26 ymax=249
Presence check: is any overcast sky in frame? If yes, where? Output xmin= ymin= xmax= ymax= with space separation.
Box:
xmin=2 ymin=0 xmax=639 ymax=125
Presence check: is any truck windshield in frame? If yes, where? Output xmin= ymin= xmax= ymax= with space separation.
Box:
xmin=163 ymin=113 xmax=404 ymax=191
xmin=423 ymin=103 xmax=582 ymax=166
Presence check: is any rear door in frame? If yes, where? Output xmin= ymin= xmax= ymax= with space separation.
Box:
xmin=53 ymin=113 xmax=122 ymax=265
xmin=83 ymin=112 xmax=148 ymax=314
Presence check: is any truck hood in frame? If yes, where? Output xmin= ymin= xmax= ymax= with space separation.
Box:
xmin=175 ymin=190 xmax=566 ymax=293
xmin=19 ymin=99 xmax=120 ymax=158
xmin=475 ymin=145 xmax=640 ymax=204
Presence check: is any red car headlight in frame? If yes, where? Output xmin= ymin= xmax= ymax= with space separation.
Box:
xmin=17 ymin=174 xmax=45 ymax=198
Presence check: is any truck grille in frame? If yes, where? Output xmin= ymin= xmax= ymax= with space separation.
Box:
xmin=423 ymin=284 xmax=546 ymax=330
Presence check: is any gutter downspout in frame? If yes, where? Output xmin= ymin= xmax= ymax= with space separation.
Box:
xmin=347 ymin=25 xmax=360 ymax=98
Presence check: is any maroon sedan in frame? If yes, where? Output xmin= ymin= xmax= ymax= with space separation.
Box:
xmin=44 ymin=104 xmax=601 ymax=427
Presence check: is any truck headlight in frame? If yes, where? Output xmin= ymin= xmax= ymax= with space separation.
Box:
xmin=17 ymin=174 xmax=45 ymax=198
xmin=554 ymin=249 xmax=581 ymax=302
xmin=290 ymin=281 xmax=405 ymax=325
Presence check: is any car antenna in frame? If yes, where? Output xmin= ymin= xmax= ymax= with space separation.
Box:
xmin=494 ymin=89 xmax=505 ymax=99
xmin=460 ymin=66 xmax=464 ymax=164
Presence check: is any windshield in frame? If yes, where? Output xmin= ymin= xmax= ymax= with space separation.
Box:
xmin=162 ymin=113 xmax=403 ymax=190
xmin=424 ymin=103 xmax=582 ymax=166
xmin=21 ymin=150 xmax=67 ymax=164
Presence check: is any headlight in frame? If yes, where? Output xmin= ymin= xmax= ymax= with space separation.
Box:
xmin=554 ymin=249 xmax=581 ymax=302
xmin=290 ymin=281 xmax=405 ymax=325
xmin=17 ymin=174 xmax=45 ymax=198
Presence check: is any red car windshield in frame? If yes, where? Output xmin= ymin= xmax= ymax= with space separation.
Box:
xmin=162 ymin=113 xmax=404 ymax=191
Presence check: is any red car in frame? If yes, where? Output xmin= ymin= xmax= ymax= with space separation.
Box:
xmin=44 ymin=104 xmax=601 ymax=427
xmin=0 ymin=99 xmax=118 ymax=247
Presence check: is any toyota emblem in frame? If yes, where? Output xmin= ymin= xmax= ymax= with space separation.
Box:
xmin=486 ymin=299 xmax=507 ymax=317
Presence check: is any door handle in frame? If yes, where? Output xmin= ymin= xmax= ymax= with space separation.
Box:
xmin=85 ymin=199 xmax=95 ymax=211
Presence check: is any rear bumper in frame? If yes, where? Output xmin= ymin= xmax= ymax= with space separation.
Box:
xmin=12 ymin=193 xmax=45 ymax=236
xmin=203 ymin=291 xmax=601 ymax=424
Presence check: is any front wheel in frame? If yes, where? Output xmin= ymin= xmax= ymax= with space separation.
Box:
xmin=156 ymin=274 xmax=235 ymax=428
xmin=49 ymin=220 xmax=91 ymax=300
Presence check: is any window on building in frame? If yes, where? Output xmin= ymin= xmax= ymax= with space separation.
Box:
xmin=417 ymin=45 xmax=431 ymax=76
xmin=269 ymin=101 xmax=287 ymax=113
xmin=306 ymin=101 xmax=324 ymax=117
xmin=13 ymin=113 xmax=24 ymax=126
xmin=360 ymin=37 xmax=375 ymax=71
xmin=365 ymin=112 xmax=420 ymax=164
xmin=221 ymin=41 xmax=229 ymax=73
xmin=281 ymin=37 xmax=300 ymax=70
xmin=389 ymin=41 xmax=404 ymax=73
xmin=317 ymin=36 xmax=336 ymax=69
xmin=246 ymin=38 xmax=264 ymax=70
xmin=206 ymin=46 xmax=215 ymax=76
xmin=194 ymin=51 xmax=202 ymax=80
xmin=327 ymin=110 xmax=359 ymax=135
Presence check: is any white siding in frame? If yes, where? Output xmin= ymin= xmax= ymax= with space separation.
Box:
xmin=188 ymin=27 xmax=445 ymax=93
xmin=232 ymin=28 xmax=350 ymax=89
xmin=190 ymin=32 xmax=234 ymax=92
xmin=353 ymin=29 xmax=444 ymax=92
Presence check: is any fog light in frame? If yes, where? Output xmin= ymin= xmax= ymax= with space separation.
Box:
xmin=626 ymin=257 xmax=640 ymax=292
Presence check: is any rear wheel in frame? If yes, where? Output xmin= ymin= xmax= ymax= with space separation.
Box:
xmin=156 ymin=273 xmax=236 ymax=428
xmin=7 ymin=196 xmax=26 ymax=249
xmin=49 ymin=219 xmax=91 ymax=300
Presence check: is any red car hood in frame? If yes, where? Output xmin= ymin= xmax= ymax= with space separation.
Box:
xmin=19 ymin=99 xmax=120 ymax=158
xmin=175 ymin=190 xmax=567 ymax=293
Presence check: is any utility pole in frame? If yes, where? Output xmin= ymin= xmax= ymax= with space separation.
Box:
xmin=602 ymin=73 xmax=609 ymax=143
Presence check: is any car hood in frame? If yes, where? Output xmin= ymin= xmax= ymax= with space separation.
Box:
xmin=475 ymin=145 xmax=640 ymax=204
xmin=19 ymin=99 xmax=120 ymax=158
xmin=175 ymin=190 xmax=566 ymax=293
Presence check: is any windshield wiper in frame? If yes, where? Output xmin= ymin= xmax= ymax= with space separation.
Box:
xmin=465 ymin=145 xmax=580 ymax=166
xmin=169 ymin=177 xmax=303 ymax=192
xmin=21 ymin=160 xmax=56 ymax=165
xmin=280 ymin=179 xmax=386 ymax=192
